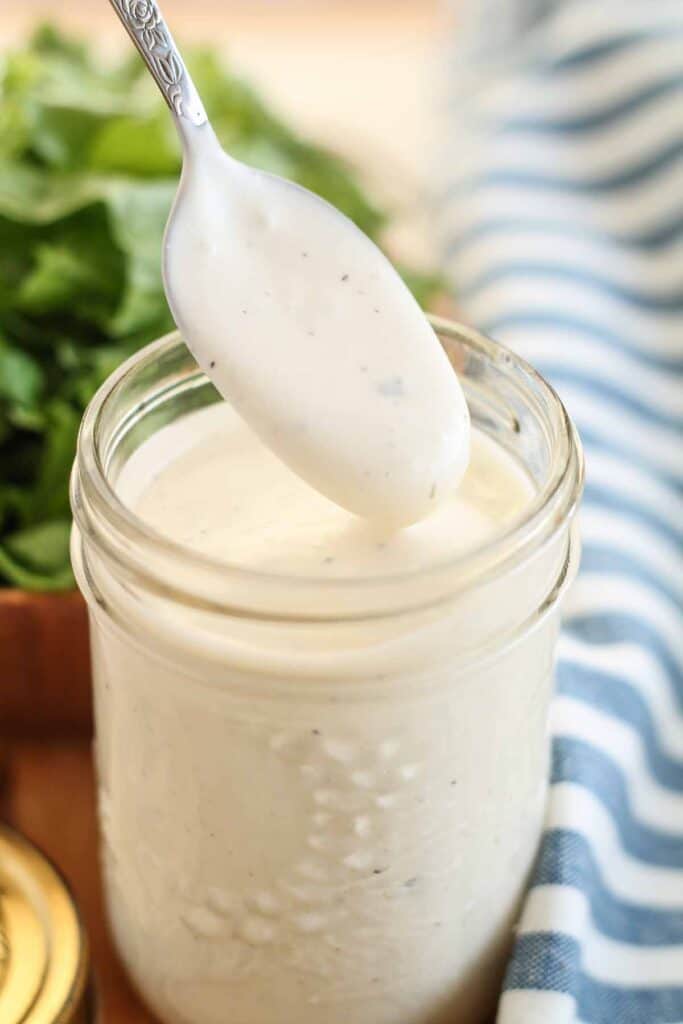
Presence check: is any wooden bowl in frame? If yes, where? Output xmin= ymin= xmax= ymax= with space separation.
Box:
xmin=0 ymin=590 xmax=92 ymax=738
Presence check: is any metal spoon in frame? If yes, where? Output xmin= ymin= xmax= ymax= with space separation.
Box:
xmin=107 ymin=0 xmax=470 ymax=525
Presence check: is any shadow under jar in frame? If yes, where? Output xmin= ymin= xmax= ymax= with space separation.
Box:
xmin=71 ymin=319 xmax=583 ymax=1024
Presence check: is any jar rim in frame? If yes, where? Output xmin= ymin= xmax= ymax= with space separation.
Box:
xmin=71 ymin=318 xmax=584 ymax=621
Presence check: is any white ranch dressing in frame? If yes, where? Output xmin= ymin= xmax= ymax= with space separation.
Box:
xmin=126 ymin=402 xmax=530 ymax=578
xmin=163 ymin=127 xmax=470 ymax=526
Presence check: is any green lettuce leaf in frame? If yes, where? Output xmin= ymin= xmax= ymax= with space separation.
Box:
xmin=0 ymin=519 xmax=74 ymax=590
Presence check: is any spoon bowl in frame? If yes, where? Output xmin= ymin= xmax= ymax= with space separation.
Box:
xmin=108 ymin=0 xmax=470 ymax=525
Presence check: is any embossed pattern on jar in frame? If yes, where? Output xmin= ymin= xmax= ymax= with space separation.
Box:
xmin=93 ymin=617 xmax=557 ymax=1024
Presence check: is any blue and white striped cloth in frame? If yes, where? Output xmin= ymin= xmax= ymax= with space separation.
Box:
xmin=442 ymin=3 xmax=683 ymax=1021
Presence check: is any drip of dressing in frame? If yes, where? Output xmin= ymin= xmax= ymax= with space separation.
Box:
xmin=163 ymin=127 xmax=470 ymax=527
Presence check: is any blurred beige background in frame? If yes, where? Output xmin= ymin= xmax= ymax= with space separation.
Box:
xmin=4 ymin=1 xmax=452 ymax=262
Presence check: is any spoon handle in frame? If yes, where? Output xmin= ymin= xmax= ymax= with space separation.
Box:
xmin=108 ymin=0 xmax=207 ymax=127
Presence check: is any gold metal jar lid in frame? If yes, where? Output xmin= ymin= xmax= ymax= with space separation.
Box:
xmin=0 ymin=826 xmax=92 ymax=1024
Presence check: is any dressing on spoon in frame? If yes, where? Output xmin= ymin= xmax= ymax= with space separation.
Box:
xmin=110 ymin=0 xmax=470 ymax=526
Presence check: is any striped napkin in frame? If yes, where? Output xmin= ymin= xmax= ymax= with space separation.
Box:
xmin=442 ymin=3 xmax=683 ymax=1022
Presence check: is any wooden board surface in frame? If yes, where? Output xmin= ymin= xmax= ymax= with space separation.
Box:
xmin=0 ymin=591 xmax=91 ymax=738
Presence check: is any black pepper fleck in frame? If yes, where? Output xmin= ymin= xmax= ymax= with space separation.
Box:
xmin=341 ymin=274 xmax=349 ymax=282
xmin=373 ymin=868 xmax=387 ymax=875
xmin=302 ymin=251 xmax=309 ymax=258
xmin=209 ymin=360 xmax=216 ymax=369
xmin=312 ymin=729 xmax=321 ymax=736
xmin=450 ymin=779 xmax=457 ymax=786
xmin=404 ymin=877 xmax=419 ymax=888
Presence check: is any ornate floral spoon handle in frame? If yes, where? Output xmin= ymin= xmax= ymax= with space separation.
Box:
xmin=108 ymin=0 xmax=208 ymax=127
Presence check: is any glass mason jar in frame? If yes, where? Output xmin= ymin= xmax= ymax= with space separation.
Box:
xmin=71 ymin=319 xmax=583 ymax=1024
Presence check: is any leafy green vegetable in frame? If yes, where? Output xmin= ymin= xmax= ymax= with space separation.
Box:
xmin=0 ymin=519 xmax=73 ymax=590
xmin=0 ymin=342 xmax=43 ymax=405
xmin=0 ymin=24 xmax=444 ymax=591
